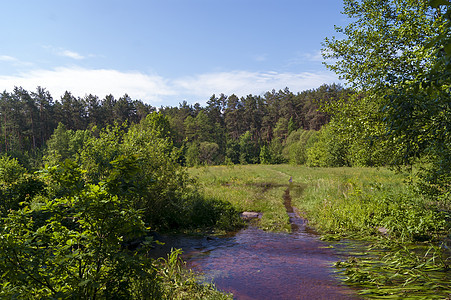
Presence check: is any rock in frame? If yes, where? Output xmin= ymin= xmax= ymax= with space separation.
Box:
xmin=377 ymin=227 xmax=389 ymax=236
xmin=240 ymin=211 xmax=261 ymax=220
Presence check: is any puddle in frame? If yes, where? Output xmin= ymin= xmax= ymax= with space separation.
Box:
xmin=152 ymin=187 xmax=360 ymax=299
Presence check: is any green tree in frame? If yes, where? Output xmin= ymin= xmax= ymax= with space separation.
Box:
xmin=185 ymin=142 xmax=200 ymax=167
xmin=44 ymin=123 xmax=91 ymax=167
xmin=224 ymin=94 xmax=244 ymax=141
xmin=259 ymin=145 xmax=271 ymax=164
xmin=282 ymin=129 xmax=317 ymax=165
xmin=198 ymin=141 xmax=220 ymax=165
xmin=273 ymin=117 xmax=289 ymax=142
xmin=323 ymin=0 xmax=451 ymax=196
xmin=0 ymin=155 xmax=43 ymax=213
xmin=0 ymin=161 xmax=160 ymax=299
xmin=239 ymin=131 xmax=259 ymax=164
xmin=323 ymin=0 xmax=441 ymax=92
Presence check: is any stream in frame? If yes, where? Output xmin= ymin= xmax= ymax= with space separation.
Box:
xmin=153 ymin=187 xmax=361 ymax=299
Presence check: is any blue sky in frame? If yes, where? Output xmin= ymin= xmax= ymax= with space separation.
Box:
xmin=0 ymin=1 xmax=347 ymax=107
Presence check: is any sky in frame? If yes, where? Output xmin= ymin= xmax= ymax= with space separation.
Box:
xmin=0 ymin=1 xmax=348 ymax=107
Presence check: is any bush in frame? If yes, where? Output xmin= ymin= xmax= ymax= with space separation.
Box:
xmin=0 ymin=155 xmax=44 ymax=214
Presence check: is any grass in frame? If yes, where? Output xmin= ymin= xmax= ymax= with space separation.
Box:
xmin=155 ymin=249 xmax=232 ymax=300
xmin=189 ymin=164 xmax=451 ymax=299
xmin=189 ymin=164 xmax=294 ymax=231
xmin=189 ymin=164 xmax=408 ymax=233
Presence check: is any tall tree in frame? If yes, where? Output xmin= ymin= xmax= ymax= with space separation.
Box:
xmin=54 ymin=91 xmax=87 ymax=130
xmin=32 ymin=87 xmax=55 ymax=148
xmin=224 ymin=94 xmax=244 ymax=141
xmin=323 ymin=0 xmax=450 ymax=195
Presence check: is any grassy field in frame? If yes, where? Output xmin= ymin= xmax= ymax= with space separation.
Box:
xmin=188 ymin=164 xmax=407 ymax=233
xmin=189 ymin=164 xmax=296 ymax=231
xmin=189 ymin=164 xmax=451 ymax=299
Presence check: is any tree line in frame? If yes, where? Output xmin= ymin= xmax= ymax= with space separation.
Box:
xmin=0 ymin=87 xmax=154 ymax=156
xmin=0 ymin=84 xmax=352 ymax=168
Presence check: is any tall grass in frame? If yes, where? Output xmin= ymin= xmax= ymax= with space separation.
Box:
xmin=189 ymin=165 xmax=292 ymax=231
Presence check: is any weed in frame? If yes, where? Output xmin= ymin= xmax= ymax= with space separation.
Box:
xmin=156 ymin=248 xmax=232 ymax=299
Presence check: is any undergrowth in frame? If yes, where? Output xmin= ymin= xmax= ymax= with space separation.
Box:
xmin=155 ymin=249 xmax=232 ymax=300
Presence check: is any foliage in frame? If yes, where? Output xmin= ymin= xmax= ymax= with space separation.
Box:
xmin=0 ymin=155 xmax=43 ymax=214
xmin=323 ymin=0 xmax=440 ymax=91
xmin=323 ymin=0 xmax=451 ymax=198
xmin=0 ymin=84 xmax=355 ymax=169
xmin=185 ymin=142 xmax=220 ymax=166
xmin=0 ymin=123 xmax=240 ymax=298
xmin=383 ymin=0 xmax=451 ymax=197
xmin=259 ymin=145 xmax=271 ymax=165
xmin=0 ymin=162 xmax=160 ymax=299
xmin=185 ymin=142 xmax=200 ymax=167
xmin=44 ymin=123 xmax=92 ymax=167
xmin=306 ymin=124 xmax=350 ymax=167
xmin=239 ymin=131 xmax=259 ymax=164
xmin=282 ymin=129 xmax=317 ymax=165
xmin=159 ymin=84 xmax=351 ymax=165
xmin=318 ymin=94 xmax=400 ymax=167
xmin=0 ymin=87 xmax=153 ymax=158
xmin=260 ymin=139 xmax=286 ymax=165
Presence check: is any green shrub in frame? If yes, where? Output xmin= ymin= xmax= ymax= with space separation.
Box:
xmin=0 ymin=155 xmax=44 ymax=214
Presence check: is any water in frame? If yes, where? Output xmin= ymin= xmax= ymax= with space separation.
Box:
xmin=152 ymin=188 xmax=360 ymax=299
xmin=185 ymin=225 xmax=359 ymax=299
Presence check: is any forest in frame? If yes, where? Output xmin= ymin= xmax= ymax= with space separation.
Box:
xmin=0 ymin=83 xmax=353 ymax=167
xmin=0 ymin=0 xmax=450 ymax=298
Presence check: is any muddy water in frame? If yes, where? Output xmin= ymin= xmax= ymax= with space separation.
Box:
xmin=153 ymin=187 xmax=360 ymax=299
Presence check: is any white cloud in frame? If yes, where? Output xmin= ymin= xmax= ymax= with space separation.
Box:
xmin=0 ymin=67 xmax=339 ymax=106
xmin=287 ymin=50 xmax=325 ymax=66
xmin=43 ymin=46 xmax=87 ymax=60
xmin=304 ymin=50 xmax=324 ymax=62
xmin=0 ymin=67 xmax=175 ymax=104
xmin=0 ymin=55 xmax=17 ymax=62
xmin=173 ymin=70 xmax=339 ymax=101
xmin=59 ymin=50 xmax=85 ymax=60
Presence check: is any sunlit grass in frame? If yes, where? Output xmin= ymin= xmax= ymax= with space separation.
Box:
xmin=189 ymin=165 xmax=291 ymax=231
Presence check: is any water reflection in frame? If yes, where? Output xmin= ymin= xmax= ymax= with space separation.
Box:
xmin=152 ymin=224 xmax=360 ymax=299
xmin=184 ymin=226 xmax=359 ymax=300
